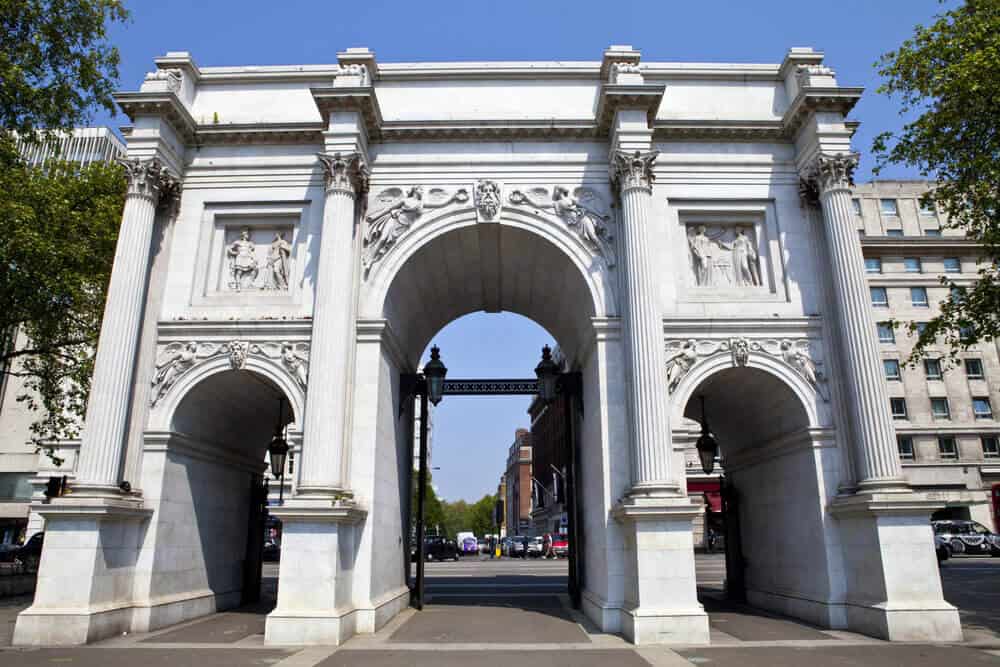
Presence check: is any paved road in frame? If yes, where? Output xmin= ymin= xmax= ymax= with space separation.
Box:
xmin=0 ymin=553 xmax=998 ymax=666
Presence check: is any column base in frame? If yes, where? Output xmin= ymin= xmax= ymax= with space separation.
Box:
xmin=13 ymin=497 xmax=151 ymax=646
xmin=612 ymin=496 xmax=710 ymax=646
xmin=831 ymin=491 xmax=963 ymax=642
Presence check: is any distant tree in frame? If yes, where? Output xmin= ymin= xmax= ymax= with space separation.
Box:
xmin=872 ymin=1 xmax=1000 ymax=360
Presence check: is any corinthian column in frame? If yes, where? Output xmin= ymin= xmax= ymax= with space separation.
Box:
xmin=297 ymin=152 xmax=368 ymax=496
xmin=809 ymin=153 xmax=903 ymax=487
xmin=75 ymin=158 xmax=179 ymax=493
xmin=611 ymin=150 xmax=677 ymax=496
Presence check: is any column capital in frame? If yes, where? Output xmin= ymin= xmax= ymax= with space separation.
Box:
xmin=610 ymin=149 xmax=658 ymax=195
xmin=802 ymin=151 xmax=859 ymax=197
xmin=317 ymin=151 xmax=369 ymax=198
xmin=117 ymin=157 xmax=180 ymax=207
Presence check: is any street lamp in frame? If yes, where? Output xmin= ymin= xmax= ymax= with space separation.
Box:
xmin=423 ymin=345 xmax=448 ymax=405
xmin=267 ymin=397 xmax=290 ymax=504
xmin=534 ymin=345 xmax=559 ymax=404
xmin=695 ymin=395 xmax=719 ymax=475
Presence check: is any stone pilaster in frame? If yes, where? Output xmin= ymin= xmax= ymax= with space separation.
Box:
xmin=296 ymin=152 xmax=368 ymax=496
xmin=806 ymin=153 xmax=903 ymax=489
xmin=610 ymin=150 xmax=677 ymax=496
xmin=74 ymin=157 xmax=179 ymax=493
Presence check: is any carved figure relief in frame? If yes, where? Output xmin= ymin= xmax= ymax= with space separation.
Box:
xmin=223 ymin=227 xmax=294 ymax=292
xmin=334 ymin=63 xmax=369 ymax=86
xmin=475 ymin=180 xmax=502 ymax=222
xmin=609 ymin=62 xmax=641 ymax=83
xmin=363 ymin=186 xmax=469 ymax=271
xmin=150 ymin=340 xmax=310 ymax=405
xmin=664 ymin=337 xmax=828 ymax=400
xmin=143 ymin=68 xmax=182 ymax=93
xmin=508 ymin=186 xmax=617 ymax=267
xmin=686 ymin=224 xmax=761 ymax=288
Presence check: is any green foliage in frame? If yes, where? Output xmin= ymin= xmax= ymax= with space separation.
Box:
xmin=0 ymin=0 xmax=129 ymax=140
xmin=409 ymin=470 xmax=497 ymax=538
xmin=0 ymin=138 xmax=125 ymax=459
xmin=873 ymin=1 xmax=1000 ymax=361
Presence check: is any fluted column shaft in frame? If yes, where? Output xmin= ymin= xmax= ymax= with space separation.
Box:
xmin=298 ymin=153 xmax=367 ymax=495
xmin=76 ymin=158 xmax=177 ymax=490
xmin=812 ymin=153 xmax=903 ymax=486
xmin=612 ymin=150 xmax=676 ymax=494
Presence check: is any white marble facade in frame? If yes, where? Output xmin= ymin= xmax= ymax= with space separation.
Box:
xmin=14 ymin=45 xmax=962 ymax=647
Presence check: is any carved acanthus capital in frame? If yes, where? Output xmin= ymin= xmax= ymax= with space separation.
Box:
xmin=317 ymin=152 xmax=369 ymax=197
xmin=118 ymin=157 xmax=180 ymax=207
xmin=803 ymin=152 xmax=859 ymax=197
xmin=610 ymin=149 xmax=658 ymax=195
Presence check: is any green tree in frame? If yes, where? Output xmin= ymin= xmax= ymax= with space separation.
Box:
xmin=873 ymin=1 xmax=1000 ymax=360
xmin=0 ymin=148 xmax=125 ymax=458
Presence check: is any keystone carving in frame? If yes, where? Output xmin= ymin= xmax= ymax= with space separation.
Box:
xmin=362 ymin=185 xmax=469 ymax=271
xmin=150 ymin=340 xmax=311 ymax=406
xmin=665 ymin=337 xmax=828 ymax=400
xmin=474 ymin=179 xmax=502 ymax=222
xmin=508 ymin=186 xmax=617 ymax=267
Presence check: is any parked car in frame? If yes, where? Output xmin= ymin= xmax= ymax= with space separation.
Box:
xmin=508 ymin=535 xmax=528 ymax=558
xmin=0 ymin=532 xmax=44 ymax=570
xmin=932 ymin=520 xmax=1000 ymax=557
xmin=421 ymin=536 xmax=460 ymax=561
xmin=460 ymin=536 xmax=479 ymax=555
xmin=551 ymin=534 xmax=569 ymax=558
xmin=527 ymin=536 xmax=544 ymax=558
xmin=478 ymin=538 xmax=489 ymax=554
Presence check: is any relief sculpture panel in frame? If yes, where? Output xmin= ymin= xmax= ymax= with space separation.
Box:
xmin=223 ymin=226 xmax=293 ymax=292
xmin=686 ymin=223 xmax=761 ymax=288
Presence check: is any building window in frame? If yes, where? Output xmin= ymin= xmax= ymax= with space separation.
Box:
xmin=890 ymin=398 xmax=908 ymax=419
xmin=904 ymin=257 xmax=922 ymax=273
xmin=965 ymin=358 xmax=984 ymax=379
xmin=871 ymin=286 xmax=889 ymax=307
xmin=883 ymin=359 xmax=902 ymax=380
xmin=924 ymin=358 xmax=943 ymax=380
xmin=938 ymin=436 xmax=958 ymax=459
xmin=915 ymin=322 xmax=928 ymax=336
xmin=983 ymin=436 xmax=999 ymax=458
xmin=880 ymin=199 xmax=899 ymax=216
xmin=943 ymin=257 xmax=961 ymax=273
xmin=865 ymin=257 xmax=883 ymax=274
xmin=960 ymin=325 xmax=975 ymax=343
xmin=878 ymin=322 xmax=896 ymax=344
xmin=886 ymin=229 xmax=904 ymax=238
xmin=924 ymin=229 xmax=942 ymax=237
xmin=919 ymin=200 xmax=937 ymax=216
xmin=931 ymin=397 xmax=951 ymax=420
xmin=852 ymin=198 xmax=862 ymax=216
xmin=973 ymin=397 xmax=993 ymax=420
xmin=897 ymin=436 xmax=915 ymax=460
xmin=911 ymin=287 xmax=929 ymax=307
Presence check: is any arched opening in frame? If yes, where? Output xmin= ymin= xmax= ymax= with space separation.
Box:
xmin=133 ymin=369 xmax=295 ymax=633
xmin=352 ymin=219 xmax=626 ymax=639
xmin=678 ymin=365 xmax=846 ymax=630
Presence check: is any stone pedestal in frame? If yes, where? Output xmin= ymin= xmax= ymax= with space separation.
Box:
xmin=831 ymin=492 xmax=962 ymax=642
xmin=13 ymin=498 xmax=151 ymax=646
xmin=264 ymin=500 xmax=367 ymax=645
xmin=613 ymin=499 xmax=710 ymax=645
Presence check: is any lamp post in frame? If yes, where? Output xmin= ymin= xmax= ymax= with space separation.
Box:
xmin=268 ymin=397 xmax=290 ymax=505
xmin=695 ymin=395 xmax=719 ymax=475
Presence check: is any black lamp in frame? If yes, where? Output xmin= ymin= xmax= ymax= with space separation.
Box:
xmin=534 ymin=345 xmax=559 ymax=404
xmin=423 ymin=345 xmax=447 ymax=406
xmin=695 ymin=394 xmax=719 ymax=475
xmin=268 ymin=398 xmax=290 ymax=503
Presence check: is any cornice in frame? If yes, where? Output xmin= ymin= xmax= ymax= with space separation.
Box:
xmin=662 ymin=316 xmax=824 ymax=337
xmin=115 ymin=91 xmax=198 ymax=143
xmin=310 ymin=86 xmax=384 ymax=140
xmin=157 ymin=319 xmax=313 ymax=340
xmin=860 ymin=237 xmax=981 ymax=253
xmin=781 ymin=86 xmax=863 ymax=137
xmin=595 ymin=82 xmax=665 ymax=134
xmin=653 ymin=119 xmax=785 ymax=142
xmin=379 ymin=119 xmax=600 ymax=142
xmin=194 ymin=122 xmax=323 ymax=145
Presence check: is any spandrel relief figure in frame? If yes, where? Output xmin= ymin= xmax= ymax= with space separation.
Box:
xmin=552 ymin=186 xmax=617 ymax=267
xmin=151 ymin=342 xmax=199 ymax=405
xmin=281 ymin=342 xmax=309 ymax=388
xmin=687 ymin=224 xmax=761 ymax=288
xmin=227 ymin=228 xmax=259 ymax=291
xmin=363 ymin=186 xmax=425 ymax=271
xmin=665 ymin=339 xmax=699 ymax=393
xmin=267 ymin=232 xmax=292 ymax=290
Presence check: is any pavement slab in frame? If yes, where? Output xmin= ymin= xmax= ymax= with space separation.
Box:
xmin=0 ymin=647 xmax=294 ymax=667
xmin=319 ymin=649 xmax=650 ymax=667
xmin=675 ymin=644 xmax=1000 ymax=666
xmin=140 ymin=611 xmax=266 ymax=643
xmin=390 ymin=603 xmax=590 ymax=644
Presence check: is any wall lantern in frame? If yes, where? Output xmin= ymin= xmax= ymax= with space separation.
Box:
xmin=268 ymin=397 xmax=290 ymax=503
xmin=423 ymin=345 xmax=448 ymax=406
xmin=534 ymin=345 xmax=559 ymax=404
xmin=695 ymin=394 xmax=720 ymax=475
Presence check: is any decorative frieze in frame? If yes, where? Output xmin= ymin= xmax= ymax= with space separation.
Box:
xmin=362 ymin=185 xmax=470 ymax=271
xmin=508 ymin=186 xmax=617 ymax=267
xmin=665 ymin=337 xmax=827 ymax=399
xmin=151 ymin=340 xmax=310 ymax=406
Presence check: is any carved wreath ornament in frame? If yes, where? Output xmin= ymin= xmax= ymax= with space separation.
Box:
xmin=150 ymin=340 xmax=310 ymax=406
xmin=664 ymin=337 xmax=828 ymax=401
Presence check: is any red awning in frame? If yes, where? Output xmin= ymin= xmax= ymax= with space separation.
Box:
xmin=703 ymin=492 xmax=722 ymax=513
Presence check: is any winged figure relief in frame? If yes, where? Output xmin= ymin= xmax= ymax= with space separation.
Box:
xmin=362 ymin=186 xmax=469 ymax=271
xmin=508 ymin=186 xmax=616 ymax=267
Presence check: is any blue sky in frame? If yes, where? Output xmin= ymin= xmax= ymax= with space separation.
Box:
xmin=96 ymin=0 xmax=951 ymax=501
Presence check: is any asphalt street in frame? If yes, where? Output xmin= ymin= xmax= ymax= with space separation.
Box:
xmin=0 ymin=554 xmax=997 ymax=666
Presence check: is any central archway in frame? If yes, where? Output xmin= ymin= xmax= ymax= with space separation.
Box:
xmin=346 ymin=214 xmax=631 ymax=636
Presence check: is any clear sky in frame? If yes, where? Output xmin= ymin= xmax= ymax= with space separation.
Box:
xmin=94 ymin=0 xmax=953 ymax=501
